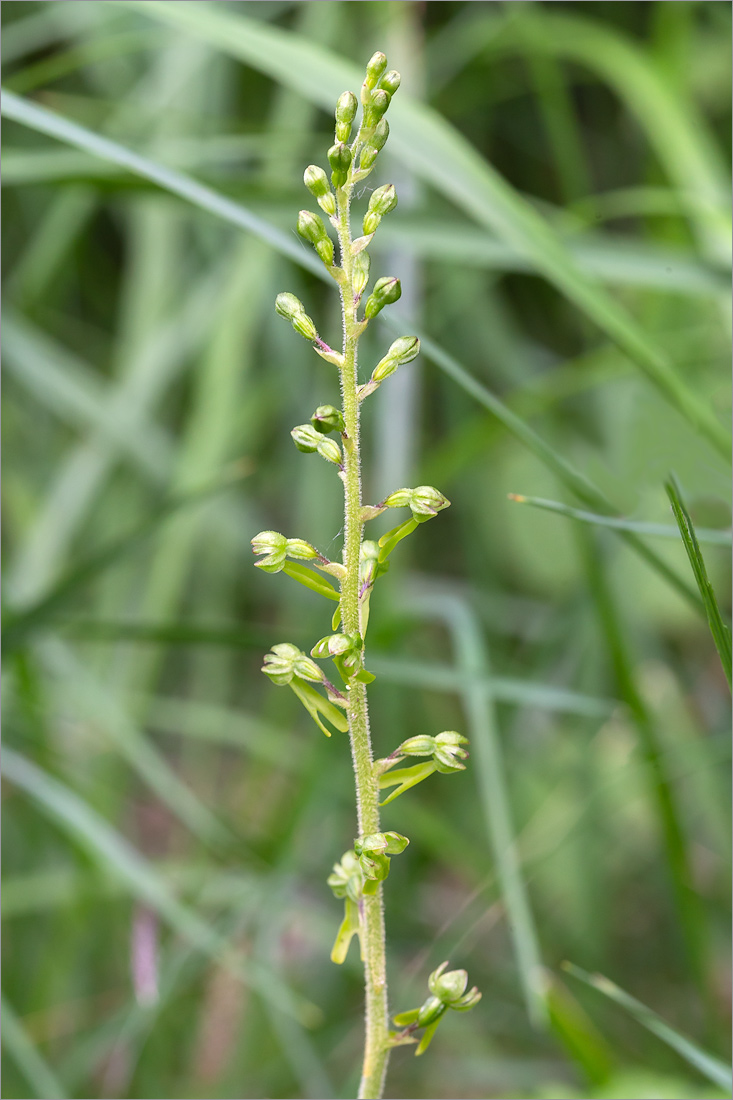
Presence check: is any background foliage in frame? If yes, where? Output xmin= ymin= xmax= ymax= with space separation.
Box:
xmin=2 ymin=2 xmax=731 ymax=1098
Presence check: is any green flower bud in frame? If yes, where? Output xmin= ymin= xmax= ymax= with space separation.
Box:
xmin=361 ymin=540 xmax=380 ymax=562
xmin=397 ymin=735 xmax=437 ymax=757
xmin=364 ymin=51 xmax=388 ymax=90
xmin=409 ymin=485 xmax=450 ymax=519
xmin=359 ymin=119 xmax=389 ymax=171
xmin=297 ymin=209 xmax=334 ymax=267
xmin=363 ymin=183 xmax=397 ymax=235
xmin=429 ymin=962 xmax=468 ymax=1005
xmin=364 ymin=276 xmax=401 ymax=319
xmin=311 ymin=633 xmax=360 ymax=659
xmin=379 ymin=70 xmax=401 ymax=96
xmin=368 ymin=88 xmax=391 ymax=122
xmin=284 ymin=538 xmax=319 ymax=560
xmin=355 ymin=831 xmax=409 ymax=856
xmin=417 ymin=995 xmax=446 ymax=1028
xmin=303 ymin=164 xmax=329 ymax=198
xmin=328 ymin=142 xmax=352 ymax=189
xmin=353 ymin=250 xmax=371 ymax=298
xmin=261 ymin=642 xmax=323 ymax=685
xmin=382 ymin=487 xmax=413 ymax=508
xmin=335 ymin=90 xmax=358 ymax=142
xmin=304 ymin=164 xmax=336 ymax=216
xmin=275 ymin=292 xmax=318 ymax=342
xmin=251 ymin=530 xmax=288 ymax=573
xmin=291 ymin=423 xmax=321 ymax=453
xmin=372 ymin=336 xmax=420 ymax=382
xmin=433 ymin=731 xmax=470 ymax=773
xmin=316 ymin=435 xmax=343 ymax=465
xmin=311 ymin=405 xmax=345 ymax=434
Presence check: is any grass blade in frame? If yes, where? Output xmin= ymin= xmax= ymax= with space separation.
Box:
xmin=117 ymin=0 xmax=730 ymax=457
xmin=508 ymin=493 xmax=732 ymax=546
xmin=2 ymin=748 xmax=312 ymax=1022
xmin=1 ymin=994 xmax=68 ymax=1100
xmin=665 ymin=475 xmax=732 ymax=687
xmin=564 ymin=963 xmax=732 ymax=1091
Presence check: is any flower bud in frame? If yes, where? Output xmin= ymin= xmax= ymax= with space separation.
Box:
xmin=353 ymin=250 xmax=371 ymax=298
xmin=316 ymin=436 xmax=343 ymax=465
xmin=364 ymin=51 xmax=387 ymax=90
xmin=335 ymin=90 xmax=358 ymax=142
xmin=303 ymin=164 xmax=336 ymax=216
xmin=284 ymin=538 xmax=319 ymax=560
xmin=379 ymin=70 xmax=401 ymax=96
xmin=372 ymin=336 xmax=419 ymax=382
xmin=275 ymin=292 xmax=318 ymax=342
xmin=409 ymin=485 xmax=450 ymax=519
xmin=328 ymin=142 xmax=352 ymax=189
xmin=364 ymin=276 xmax=401 ymax=319
xmin=359 ymin=119 xmax=389 ymax=171
xmin=311 ymin=633 xmax=360 ymax=659
xmin=416 ymin=996 xmax=446 ymax=1028
xmin=429 ymin=962 xmax=468 ymax=1005
xmin=368 ymin=88 xmax=391 ymax=121
xmin=363 ymin=183 xmax=397 ymax=235
xmin=291 ymin=423 xmax=321 ymax=453
xmin=303 ymin=164 xmax=329 ymax=198
xmin=311 ymin=405 xmax=345 ymax=434
xmin=297 ymin=210 xmax=334 ymax=267
xmin=382 ymin=487 xmax=413 ymax=509
xmin=397 ymin=735 xmax=436 ymax=757
xmin=251 ymin=530 xmax=288 ymax=573
xmin=262 ymin=642 xmax=323 ymax=685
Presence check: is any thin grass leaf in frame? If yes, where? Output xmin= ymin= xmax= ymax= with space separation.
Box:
xmin=564 ymin=963 xmax=732 ymax=1091
xmin=2 ymin=748 xmax=313 ymax=1023
xmin=118 ymin=0 xmax=730 ymax=456
xmin=508 ymin=493 xmax=732 ymax=546
xmin=3 ymin=468 xmax=248 ymax=652
xmin=665 ymin=475 xmax=732 ymax=687
xmin=1 ymin=994 xmax=68 ymax=1100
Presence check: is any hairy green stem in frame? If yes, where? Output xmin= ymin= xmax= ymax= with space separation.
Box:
xmin=336 ymin=187 xmax=390 ymax=1099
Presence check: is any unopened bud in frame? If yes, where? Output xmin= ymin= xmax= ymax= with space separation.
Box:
xmin=409 ymin=485 xmax=450 ymax=519
xmin=304 ymin=164 xmax=336 ymax=216
xmin=311 ymin=633 xmax=360 ymax=659
xmin=353 ymin=250 xmax=371 ymax=298
xmin=379 ymin=70 xmax=401 ymax=96
xmin=262 ymin=642 xmax=323 ymax=686
xmin=275 ymin=292 xmax=317 ymax=341
xmin=364 ymin=51 xmax=387 ymax=90
xmin=328 ymin=142 xmax=352 ymax=189
xmin=382 ymin=487 xmax=413 ymax=509
xmin=429 ymin=962 xmax=468 ymax=1005
xmin=297 ymin=209 xmax=334 ymax=267
xmin=363 ymin=183 xmax=397 ymax=235
xmin=368 ymin=88 xmax=391 ymax=121
xmin=372 ymin=336 xmax=419 ymax=381
xmin=316 ymin=435 xmax=343 ymax=465
xmin=291 ymin=423 xmax=321 ymax=453
xmin=398 ymin=735 xmax=436 ymax=757
xmin=360 ymin=119 xmax=389 ymax=170
xmin=335 ymin=90 xmax=358 ymax=143
xmin=285 ymin=538 xmax=319 ymax=560
xmin=364 ymin=276 xmax=401 ymax=319
xmin=311 ymin=405 xmax=345 ymax=434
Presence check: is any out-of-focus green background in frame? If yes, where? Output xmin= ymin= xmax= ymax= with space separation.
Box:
xmin=2 ymin=2 xmax=731 ymax=1098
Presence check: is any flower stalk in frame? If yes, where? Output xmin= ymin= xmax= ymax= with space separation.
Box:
xmin=252 ymin=51 xmax=480 ymax=1100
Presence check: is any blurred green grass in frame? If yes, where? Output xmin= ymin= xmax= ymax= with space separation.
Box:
xmin=2 ymin=2 xmax=731 ymax=1098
